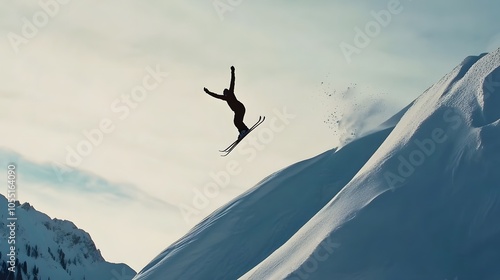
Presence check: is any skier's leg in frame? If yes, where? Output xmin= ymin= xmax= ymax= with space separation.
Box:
xmin=233 ymin=106 xmax=249 ymax=132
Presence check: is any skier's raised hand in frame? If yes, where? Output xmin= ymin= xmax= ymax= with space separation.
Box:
xmin=230 ymin=66 xmax=235 ymax=72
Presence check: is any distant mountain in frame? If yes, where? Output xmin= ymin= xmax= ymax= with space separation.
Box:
xmin=134 ymin=48 xmax=500 ymax=280
xmin=0 ymin=194 xmax=136 ymax=280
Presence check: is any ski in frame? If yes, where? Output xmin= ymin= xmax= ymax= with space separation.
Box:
xmin=219 ymin=116 xmax=263 ymax=152
xmin=220 ymin=116 xmax=265 ymax=157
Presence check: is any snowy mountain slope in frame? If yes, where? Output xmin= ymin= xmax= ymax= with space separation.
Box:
xmin=134 ymin=48 xmax=500 ymax=280
xmin=244 ymin=49 xmax=500 ymax=279
xmin=0 ymin=194 xmax=135 ymax=280
xmin=133 ymin=120 xmax=403 ymax=279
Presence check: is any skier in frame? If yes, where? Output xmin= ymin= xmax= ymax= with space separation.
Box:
xmin=204 ymin=66 xmax=250 ymax=139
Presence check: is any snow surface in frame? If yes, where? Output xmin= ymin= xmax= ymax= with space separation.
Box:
xmin=134 ymin=48 xmax=500 ymax=280
xmin=0 ymin=194 xmax=136 ymax=280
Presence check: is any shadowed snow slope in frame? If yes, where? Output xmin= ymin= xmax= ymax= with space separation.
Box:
xmin=134 ymin=126 xmax=395 ymax=280
xmin=135 ymin=48 xmax=500 ymax=280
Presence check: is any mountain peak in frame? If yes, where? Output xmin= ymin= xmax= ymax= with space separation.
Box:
xmin=0 ymin=194 xmax=136 ymax=279
xmin=20 ymin=202 xmax=33 ymax=211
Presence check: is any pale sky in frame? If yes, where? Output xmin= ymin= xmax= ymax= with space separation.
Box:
xmin=1 ymin=0 xmax=499 ymax=271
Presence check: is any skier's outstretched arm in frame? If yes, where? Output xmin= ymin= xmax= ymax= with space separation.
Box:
xmin=229 ymin=66 xmax=235 ymax=92
xmin=204 ymin=87 xmax=225 ymax=100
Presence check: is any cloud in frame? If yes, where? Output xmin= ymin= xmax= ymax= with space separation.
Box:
xmin=0 ymin=148 xmax=175 ymax=209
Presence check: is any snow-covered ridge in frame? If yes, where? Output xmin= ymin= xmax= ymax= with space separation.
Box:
xmin=246 ymin=49 xmax=500 ymax=279
xmin=0 ymin=194 xmax=136 ymax=280
xmin=134 ymin=48 xmax=500 ymax=280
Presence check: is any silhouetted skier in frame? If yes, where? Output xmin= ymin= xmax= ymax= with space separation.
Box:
xmin=204 ymin=66 xmax=250 ymax=139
